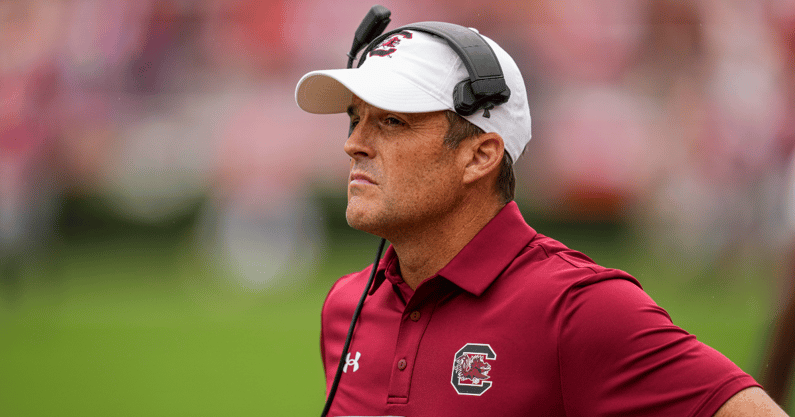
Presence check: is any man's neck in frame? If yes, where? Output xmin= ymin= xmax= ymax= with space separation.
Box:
xmin=390 ymin=200 xmax=504 ymax=290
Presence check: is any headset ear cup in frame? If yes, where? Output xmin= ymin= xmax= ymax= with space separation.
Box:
xmin=453 ymin=79 xmax=477 ymax=116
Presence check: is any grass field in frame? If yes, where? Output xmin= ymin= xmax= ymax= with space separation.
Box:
xmin=0 ymin=195 xmax=792 ymax=416
xmin=1 ymin=238 xmax=331 ymax=416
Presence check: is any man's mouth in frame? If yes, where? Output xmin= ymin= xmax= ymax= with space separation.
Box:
xmin=349 ymin=172 xmax=377 ymax=185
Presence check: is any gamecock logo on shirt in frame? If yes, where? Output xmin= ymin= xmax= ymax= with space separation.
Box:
xmin=451 ymin=343 xmax=496 ymax=396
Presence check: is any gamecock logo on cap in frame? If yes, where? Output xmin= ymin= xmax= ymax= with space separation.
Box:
xmin=368 ymin=31 xmax=413 ymax=58
xmin=451 ymin=343 xmax=496 ymax=396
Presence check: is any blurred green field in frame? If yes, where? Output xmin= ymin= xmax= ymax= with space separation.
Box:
xmin=1 ymin=236 xmax=332 ymax=416
xmin=0 ymin=195 xmax=792 ymax=416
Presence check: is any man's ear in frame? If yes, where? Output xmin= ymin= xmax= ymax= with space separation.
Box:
xmin=462 ymin=132 xmax=504 ymax=185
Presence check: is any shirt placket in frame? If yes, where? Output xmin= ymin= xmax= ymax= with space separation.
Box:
xmin=385 ymin=279 xmax=441 ymax=406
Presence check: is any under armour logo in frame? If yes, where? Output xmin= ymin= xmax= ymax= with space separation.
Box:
xmin=343 ymin=351 xmax=361 ymax=373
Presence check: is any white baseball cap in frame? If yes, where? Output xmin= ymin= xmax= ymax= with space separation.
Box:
xmin=294 ymin=27 xmax=532 ymax=163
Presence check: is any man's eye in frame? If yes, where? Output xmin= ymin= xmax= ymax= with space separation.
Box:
xmin=384 ymin=117 xmax=404 ymax=126
xmin=349 ymin=119 xmax=359 ymax=129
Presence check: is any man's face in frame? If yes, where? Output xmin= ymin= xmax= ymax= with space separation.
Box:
xmin=344 ymin=97 xmax=467 ymax=238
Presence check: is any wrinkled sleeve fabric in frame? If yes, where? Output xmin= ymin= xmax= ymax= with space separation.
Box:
xmin=557 ymin=273 xmax=759 ymax=417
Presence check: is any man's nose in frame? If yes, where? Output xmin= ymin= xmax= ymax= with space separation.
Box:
xmin=344 ymin=120 xmax=375 ymax=159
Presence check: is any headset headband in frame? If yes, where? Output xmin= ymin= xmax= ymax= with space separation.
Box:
xmin=358 ymin=22 xmax=511 ymax=117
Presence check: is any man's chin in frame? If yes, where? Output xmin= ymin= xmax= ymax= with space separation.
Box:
xmin=345 ymin=210 xmax=373 ymax=232
xmin=345 ymin=205 xmax=383 ymax=235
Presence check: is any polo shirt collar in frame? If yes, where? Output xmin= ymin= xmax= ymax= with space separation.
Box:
xmin=369 ymin=202 xmax=537 ymax=296
xmin=369 ymin=245 xmax=398 ymax=296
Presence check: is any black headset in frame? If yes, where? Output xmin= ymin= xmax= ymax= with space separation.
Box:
xmin=358 ymin=22 xmax=511 ymax=118
xmin=321 ymin=6 xmax=511 ymax=416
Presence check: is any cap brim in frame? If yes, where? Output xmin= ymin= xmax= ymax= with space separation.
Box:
xmin=295 ymin=67 xmax=451 ymax=115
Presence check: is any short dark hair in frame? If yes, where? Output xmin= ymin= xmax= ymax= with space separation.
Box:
xmin=443 ymin=111 xmax=515 ymax=204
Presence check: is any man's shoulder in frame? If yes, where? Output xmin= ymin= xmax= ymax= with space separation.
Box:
xmin=521 ymin=232 xmax=607 ymax=272
xmin=322 ymin=264 xmax=375 ymax=310
xmin=510 ymin=232 xmax=641 ymax=289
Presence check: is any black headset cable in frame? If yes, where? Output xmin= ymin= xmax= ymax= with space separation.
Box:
xmin=321 ymin=237 xmax=387 ymax=417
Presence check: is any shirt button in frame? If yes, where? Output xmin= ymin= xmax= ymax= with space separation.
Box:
xmin=397 ymin=359 xmax=407 ymax=371
xmin=409 ymin=311 xmax=421 ymax=321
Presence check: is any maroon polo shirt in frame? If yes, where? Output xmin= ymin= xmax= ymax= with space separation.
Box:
xmin=320 ymin=202 xmax=758 ymax=416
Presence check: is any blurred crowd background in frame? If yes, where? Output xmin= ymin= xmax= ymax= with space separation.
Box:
xmin=3 ymin=0 xmax=795 ymax=289
xmin=2 ymin=0 xmax=795 ymax=414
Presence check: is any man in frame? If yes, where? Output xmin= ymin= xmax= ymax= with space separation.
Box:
xmin=295 ymin=24 xmax=787 ymax=416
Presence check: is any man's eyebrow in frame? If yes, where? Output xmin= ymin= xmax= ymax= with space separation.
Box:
xmin=346 ymin=105 xmax=358 ymax=117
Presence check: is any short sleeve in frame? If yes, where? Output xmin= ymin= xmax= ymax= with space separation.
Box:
xmin=558 ymin=275 xmax=759 ymax=417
